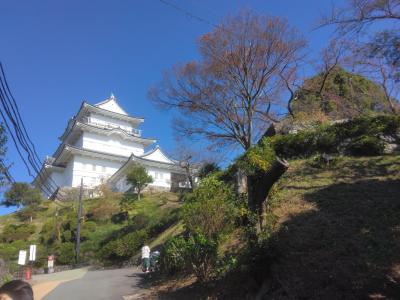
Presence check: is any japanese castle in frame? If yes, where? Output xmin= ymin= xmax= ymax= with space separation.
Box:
xmin=34 ymin=94 xmax=191 ymax=198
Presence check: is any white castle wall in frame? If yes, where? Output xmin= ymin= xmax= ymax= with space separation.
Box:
xmin=88 ymin=113 xmax=135 ymax=132
xmin=146 ymin=166 xmax=171 ymax=188
xmin=71 ymin=155 xmax=123 ymax=187
xmin=114 ymin=165 xmax=171 ymax=193
xmin=81 ymin=131 xmax=145 ymax=157
xmin=41 ymin=159 xmax=74 ymax=196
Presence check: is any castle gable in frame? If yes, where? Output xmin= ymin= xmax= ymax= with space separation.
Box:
xmin=141 ymin=146 xmax=175 ymax=164
xmin=95 ymin=94 xmax=128 ymax=115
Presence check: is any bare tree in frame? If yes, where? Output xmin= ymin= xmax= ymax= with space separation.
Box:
xmin=321 ymin=0 xmax=400 ymax=34
xmin=320 ymin=0 xmax=400 ymax=105
xmin=352 ymin=45 xmax=400 ymax=113
xmin=149 ymin=11 xmax=305 ymax=151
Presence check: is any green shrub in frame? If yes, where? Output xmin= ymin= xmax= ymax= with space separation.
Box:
xmin=57 ymin=242 xmax=76 ymax=265
xmin=272 ymin=115 xmax=399 ymax=158
xmin=90 ymin=199 xmax=119 ymax=222
xmin=345 ymin=135 xmax=385 ymax=156
xmin=159 ymin=236 xmax=187 ymax=275
xmin=215 ymin=255 xmax=239 ymax=278
xmin=0 ymin=258 xmax=12 ymax=285
xmin=182 ymin=175 xmax=236 ymax=240
xmin=237 ymin=138 xmax=276 ymax=174
xmin=99 ymin=229 xmax=147 ymax=264
xmin=1 ymin=224 xmax=36 ymax=242
xmin=185 ymin=234 xmax=218 ymax=282
xmin=16 ymin=205 xmax=38 ymax=222
xmin=159 ymin=234 xmax=218 ymax=282
xmin=272 ymin=130 xmax=316 ymax=158
xmin=198 ymin=162 xmax=221 ymax=179
xmin=0 ymin=242 xmax=23 ymax=261
xmin=40 ymin=220 xmax=58 ymax=245
xmin=80 ymin=240 xmax=98 ymax=262
xmin=130 ymin=213 xmax=151 ymax=231
xmin=111 ymin=211 xmax=129 ymax=224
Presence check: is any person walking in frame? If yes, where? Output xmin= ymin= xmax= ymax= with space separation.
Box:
xmin=141 ymin=244 xmax=151 ymax=273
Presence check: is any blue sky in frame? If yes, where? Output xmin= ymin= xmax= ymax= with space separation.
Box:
xmin=0 ymin=0 xmax=338 ymax=215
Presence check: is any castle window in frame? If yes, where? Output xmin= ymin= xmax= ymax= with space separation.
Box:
xmin=154 ymin=172 xmax=163 ymax=180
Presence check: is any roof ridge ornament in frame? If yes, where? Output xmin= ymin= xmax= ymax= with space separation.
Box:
xmin=110 ymin=92 xmax=115 ymax=100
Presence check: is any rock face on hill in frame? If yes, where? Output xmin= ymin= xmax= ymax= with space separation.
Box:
xmin=291 ymin=67 xmax=393 ymax=120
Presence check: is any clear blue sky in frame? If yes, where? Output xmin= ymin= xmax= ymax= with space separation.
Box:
xmin=0 ymin=0 xmax=338 ymax=215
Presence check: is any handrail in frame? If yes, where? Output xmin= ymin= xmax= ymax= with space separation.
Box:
xmin=84 ymin=117 xmax=142 ymax=137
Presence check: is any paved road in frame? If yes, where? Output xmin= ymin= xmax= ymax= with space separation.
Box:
xmin=42 ymin=268 xmax=146 ymax=300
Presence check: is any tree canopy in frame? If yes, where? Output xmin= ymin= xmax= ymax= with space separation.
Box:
xmin=150 ymin=10 xmax=305 ymax=150
xmin=125 ymin=165 xmax=153 ymax=200
xmin=2 ymin=182 xmax=42 ymax=208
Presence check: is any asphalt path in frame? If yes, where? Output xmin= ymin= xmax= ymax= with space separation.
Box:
xmin=43 ymin=268 xmax=146 ymax=300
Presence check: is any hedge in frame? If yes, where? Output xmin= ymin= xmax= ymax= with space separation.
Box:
xmin=269 ymin=115 xmax=399 ymax=158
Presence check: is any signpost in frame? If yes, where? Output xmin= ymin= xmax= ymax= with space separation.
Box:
xmin=48 ymin=255 xmax=54 ymax=273
xmin=17 ymin=250 xmax=27 ymax=279
xmin=29 ymin=245 xmax=36 ymax=261
xmin=18 ymin=250 xmax=27 ymax=266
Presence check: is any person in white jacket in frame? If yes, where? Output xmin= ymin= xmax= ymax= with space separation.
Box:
xmin=141 ymin=245 xmax=151 ymax=272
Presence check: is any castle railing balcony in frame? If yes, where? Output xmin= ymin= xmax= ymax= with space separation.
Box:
xmin=84 ymin=118 xmax=141 ymax=137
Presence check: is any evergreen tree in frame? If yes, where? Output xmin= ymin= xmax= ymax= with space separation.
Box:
xmin=126 ymin=165 xmax=153 ymax=201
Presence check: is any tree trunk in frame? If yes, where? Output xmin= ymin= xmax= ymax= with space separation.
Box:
xmin=247 ymin=157 xmax=289 ymax=232
xmin=137 ymin=189 xmax=141 ymax=201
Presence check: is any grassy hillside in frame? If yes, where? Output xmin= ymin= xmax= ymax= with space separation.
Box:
xmin=2 ymin=155 xmax=399 ymax=298
xmin=0 ymin=191 xmax=183 ymax=273
xmin=151 ymin=155 xmax=400 ymax=299
xmin=266 ymin=155 xmax=400 ymax=299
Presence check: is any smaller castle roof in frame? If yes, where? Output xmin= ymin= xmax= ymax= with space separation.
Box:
xmin=107 ymin=146 xmax=188 ymax=184
xmin=140 ymin=145 xmax=177 ymax=164
xmin=94 ymin=93 xmax=129 ymax=115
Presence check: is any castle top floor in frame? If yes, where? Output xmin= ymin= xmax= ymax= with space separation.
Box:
xmin=59 ymin=94 xmax=146 ymax=141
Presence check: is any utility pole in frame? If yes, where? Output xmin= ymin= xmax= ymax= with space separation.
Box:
xmin=75 ymin=178 xmax=84 ymax=264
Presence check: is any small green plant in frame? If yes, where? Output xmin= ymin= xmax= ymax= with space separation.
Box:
xmin=159 ymin=233 xmax=218 ymax=282
xmin=185 ymin=234 xmax=218 ymax=282
xmin=215 ymin=255 xmax=238 ymax=278
xmin=159 ymin=236 xmax=187 ymax=274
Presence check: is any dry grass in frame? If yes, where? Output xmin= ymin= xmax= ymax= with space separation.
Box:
xmin=263 ymin=155 xmax=400 ymax=299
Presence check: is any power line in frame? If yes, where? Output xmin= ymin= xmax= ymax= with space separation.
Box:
xmin=0 ymin=86 xmax=54 ymax=195
xmin=0 ymin=62 xmax=59 ymax=197
xmin=159 ymin=0 xmax=221 ymax=30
